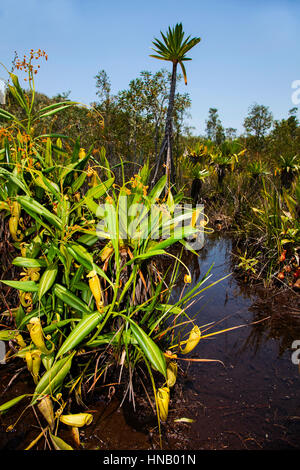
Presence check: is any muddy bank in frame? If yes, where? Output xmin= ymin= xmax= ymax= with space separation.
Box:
xmin=1 ymin=234 xmax=300 ymax=450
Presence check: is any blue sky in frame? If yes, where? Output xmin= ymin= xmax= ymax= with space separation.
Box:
xmin=1 ymin=0 xmax=300 ymax=135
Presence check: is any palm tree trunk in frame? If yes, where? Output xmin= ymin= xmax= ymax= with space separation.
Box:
xmin=151 ymin=62 xmax=177 ymax=187
xmin=154 ymin=120 xmax=159 ymax=162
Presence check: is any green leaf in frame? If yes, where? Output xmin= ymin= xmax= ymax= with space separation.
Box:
xmin=0 ymin=168 xmax=30 ymax=195
xmin=156 ymin=304 xmax=183 ymax=316
xmin=0 ymin=329 xmax=20 ymax=341
xmin=35 ymin=101 xmax=77 ymax=117
xmin=148 ymin=226 xmax=198 ymax=252
xmin=0 ymin=395 xmax=28 ymax=415
xmin=85 ymin=177 xmax=115 ymax=199
xmin=77 ymin=233 xmax=99 ymax=246
xmin=87 ymin=330 xmax=137 ymax=348
xmin=1 ymin=280 xmax=39 ymax=292
xmin=0 ymin=108 xmax=16 ymax=121
xmin=125 ymin=250 xmax=167 ymax=266
xmin=148 ymin=174 xmax=167 ymax=204
xmin=18 ymin=305 xmax=52 ymax=330
xmin=53 ymin=284 xmax=92 ymax=315
xmin=66 ymin=243 xmax=94 ymax=269
xmin=71 ymin=177 xmax=115 ymax=214
xmin=49 ymin=433 xmax=73 ymax=450
xmin=35 ymin=103 xmax=77 ymax=120
xmin=17 ymin=196 xmax=62 ymax=230
xmin=71 ymin=171 xmax=87 ymax=192
xmin=59 ymin=153 xmax=90 ymax=184
xmin=9 ymin=74 xmax=28 ymax=111
xmin=15 ymin=304 xmax=25 ymax=328
xmin=83 ymin=196 xmax=99 ymax=215
xmin=12 ymin=257 xmax=47 ymax=268
xmin=57 ymin=311 xmax=105 ymax=358
xmin=129 ymin=320 xmax=166 ymax=377
xmin=31 ymin=352 xmax=75 ymax=405
xmin=67 ymin=243 xmax=113 ymax=288
xmin=21 ymin=206 xmax=54 ymax=234
xmin=34 ymin=174 xmax=60 ymax=198
xmin=43 ymin=319 xmax=80 ymax=334
xmin=38 ymin=264 xmax=58 ymax=300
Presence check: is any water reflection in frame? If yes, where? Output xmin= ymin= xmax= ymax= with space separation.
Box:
xmin=166 ymin=233 xmax=300 ymax=359
xmin=166 ymin=234 xmax=300 ymax=450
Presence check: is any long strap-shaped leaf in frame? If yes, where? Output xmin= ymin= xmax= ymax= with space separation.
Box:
xmin=12 ymin=257 xmax=47 ymax=268
xmin=67 ymin=243 xmax=114 ymax=288
xmin=0 ymin=394 xmax=28 ymax=415
xmin=53 ymin=284 xmax=91 ymax=315
xmin=127 ymin=318 xmax=166 ymax=378
xmin=148 ymin=225 xmax=198 ymax=252
xmin=38 ymin=264 xmax=58 ymax=300
xmin=33 ymin=101 xmax=78 ymax=121
xmin=31 ymin=352 xmax=75 ymax=405
xmin=0 ymin=168 xmax=30 ymax=195
xmin=17 ymin=196 xmax=62 ymax=230
xmin=1 ymin=279 xmax=39 ymax=292
xmin=71 ymin=177 xmax=115 ymax=214
xmin=56 ymin=311 xmax=105 ymax=358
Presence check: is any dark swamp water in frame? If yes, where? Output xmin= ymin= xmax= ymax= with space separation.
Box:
xmin=1 ymin=234 xmax=300 ymax=451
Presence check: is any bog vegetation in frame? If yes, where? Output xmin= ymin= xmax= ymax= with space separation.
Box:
xmin=0 ymin=24 xmax=299 ymax=450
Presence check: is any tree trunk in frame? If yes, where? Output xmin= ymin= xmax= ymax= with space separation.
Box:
xmin=151 ymin=62 xmax=177 ymax=187
xmin=191 ymin=178 xmax=202 ymax=206
xmin=154 ymin=120 xmax=159 ymax=162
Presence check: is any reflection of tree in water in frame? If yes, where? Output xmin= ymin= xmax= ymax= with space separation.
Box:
xmin=236 ymin=295 xmax=300 ymax=358
xmin=158 ymin=234 xmax=299 ymax=359
xmin=225 ymin=236 xmax=300 ymax=357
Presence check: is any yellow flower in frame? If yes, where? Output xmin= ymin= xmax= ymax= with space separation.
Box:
xmin=90 ymin=173 xmax=98 ymax=187
xmin=184 ymin=274 xmax=192 ymax=284
xmin=105 ymin=195 xmax=114 ymax=204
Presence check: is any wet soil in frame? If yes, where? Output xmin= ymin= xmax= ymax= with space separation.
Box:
xmin=1 ymin=234 xmax=300 ymax=450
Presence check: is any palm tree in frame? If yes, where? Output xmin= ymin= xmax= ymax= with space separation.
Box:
xmin=150 ymin=23 xmax=201 ymax=187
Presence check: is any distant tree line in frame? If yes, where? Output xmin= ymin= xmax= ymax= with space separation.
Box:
xmin=1 ymin=66 xmax=299 ymax=180
xmin=203 ymin=104 xmax=300 ymax=165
